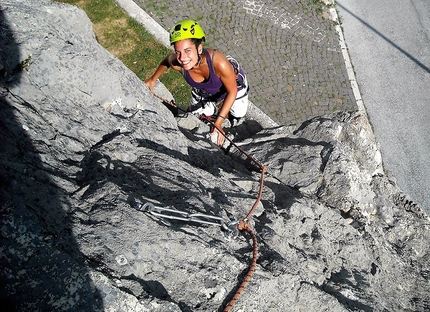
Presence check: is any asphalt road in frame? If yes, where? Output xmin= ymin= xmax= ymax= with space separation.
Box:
xmin=336 ymin=0 xmax=430 ymax=212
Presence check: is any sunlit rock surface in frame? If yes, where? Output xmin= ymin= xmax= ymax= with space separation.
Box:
xmin=1 ymin=1 xmax=429 ymax=311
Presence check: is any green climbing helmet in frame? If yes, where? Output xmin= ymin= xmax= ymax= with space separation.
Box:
xmin=169 ymin=19 xmax=205 ymax=44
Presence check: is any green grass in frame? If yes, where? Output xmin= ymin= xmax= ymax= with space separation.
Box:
xmin=56 ymin=0 xmax=191 ymax=107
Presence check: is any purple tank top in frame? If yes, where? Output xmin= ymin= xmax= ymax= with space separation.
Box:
xmin=183 ymin=49 xmax=226 ymax=100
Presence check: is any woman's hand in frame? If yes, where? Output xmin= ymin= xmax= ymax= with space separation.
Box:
xmin=144 ymin=78 xmax=156 ymax=92
xmin=210 ymin=124 xmax=225 ymax=147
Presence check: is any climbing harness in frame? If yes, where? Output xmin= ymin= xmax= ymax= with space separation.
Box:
xmin=226 ymin=54 xmax=249 ymax=97
xmin=141 ymin=91 xmax=269 ymax=311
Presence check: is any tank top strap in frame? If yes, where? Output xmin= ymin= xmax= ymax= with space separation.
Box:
xmin=206 ymin=49 xmax=217 ymax=77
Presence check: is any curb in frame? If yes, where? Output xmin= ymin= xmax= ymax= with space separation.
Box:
xmin=114 ymin=0 xmax=170 ymax=48
xmin=328 ymin=0 xmax=367 ymax=116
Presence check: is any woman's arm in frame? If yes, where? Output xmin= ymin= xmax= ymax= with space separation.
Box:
xmin=212 ymin=51 xmax=238 ymax=145
xmin=144 ymin=53 xmax=181 ymax=92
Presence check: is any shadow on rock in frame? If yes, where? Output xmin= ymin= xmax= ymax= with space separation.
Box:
xmin=0 ymin=9 xmax=24 ymax=87
xmin=0 ymin=90 xmax=104 ymax=310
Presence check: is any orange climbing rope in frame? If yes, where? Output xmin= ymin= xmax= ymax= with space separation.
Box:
xmin=151 ymin=92 xmax=268 ymax=312
xmin=224 ymin=165 xmax=267 ymax=312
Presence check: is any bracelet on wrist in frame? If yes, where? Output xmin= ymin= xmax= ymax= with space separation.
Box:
xmin=218 ymin=114 xmax=226 ymax=120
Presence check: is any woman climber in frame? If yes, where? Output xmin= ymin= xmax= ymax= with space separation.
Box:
xmin=144 ymin=19 xmax=249 ymax=147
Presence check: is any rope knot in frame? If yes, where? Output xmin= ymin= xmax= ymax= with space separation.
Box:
xmin=237 ymin=219 xmax=249 ymax=231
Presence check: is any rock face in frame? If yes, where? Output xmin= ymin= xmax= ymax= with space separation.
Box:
xmin=1 ymin=1 xmax=429 ymax=311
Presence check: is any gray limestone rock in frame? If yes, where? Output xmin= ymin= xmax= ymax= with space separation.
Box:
xmin=1 ymin=1 xmax=429 ymax=311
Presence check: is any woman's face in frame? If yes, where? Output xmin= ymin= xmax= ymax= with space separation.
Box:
xmin=174 ymin=39 xmax=201 ymax=70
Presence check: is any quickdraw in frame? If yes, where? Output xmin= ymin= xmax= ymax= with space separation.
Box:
xmin=135 ymin=202 xmax=240 ymax=239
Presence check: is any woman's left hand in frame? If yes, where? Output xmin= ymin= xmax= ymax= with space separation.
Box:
xmin=210 ymin=125 xmax=225 ymax=147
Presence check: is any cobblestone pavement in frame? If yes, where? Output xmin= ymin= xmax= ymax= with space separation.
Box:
xmin=133 ymin=0 xmax=357 ymax=126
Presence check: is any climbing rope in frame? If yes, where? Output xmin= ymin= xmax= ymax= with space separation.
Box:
xmin=223 ymin=165 xmax=267 ymax=312
xmin=151 ymin=92 xmax=264 ymax=170
xmin=144 ymin=92 xmax=269 ymax=311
